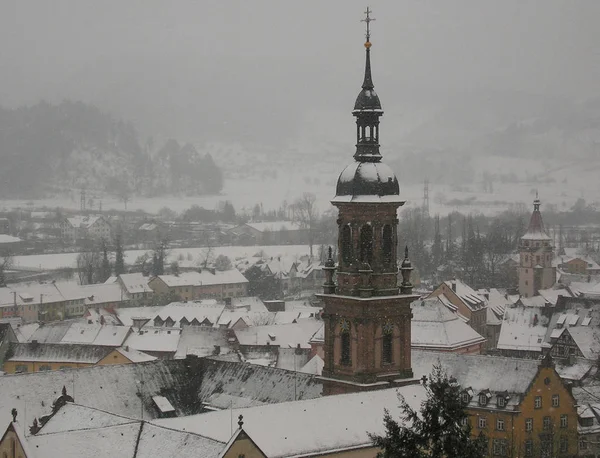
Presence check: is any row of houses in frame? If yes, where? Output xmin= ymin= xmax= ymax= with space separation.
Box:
xmin=59 ymin=216 xmax=307 ymax=246
xmin=0 ymin=268 xmax=250 ymax=323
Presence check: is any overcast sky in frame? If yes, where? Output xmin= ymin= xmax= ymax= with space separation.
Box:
xmin=1 ymin=1 xmax=599 ymax=143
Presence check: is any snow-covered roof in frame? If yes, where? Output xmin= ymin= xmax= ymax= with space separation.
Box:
xmin=554 ymin=358 xmax=594 ymax=382
xmin=497 ymin=306 xmax=547 ymax=352
xmin=442 ymin=280 xmax=487 ymax=311
xmin=11 ymin=282 xmax=66 ymax=305
xmin=115 ymin=306 xmax=164 ymax=326
xmin=411 ymin=350 xmax=541 ymax=395
xmin=155 ymin=301 xmax=225 ymax=327
xmin=153 ymin=384 xmax=426 ymax=457
xmin=118 ymin=273 xmax=153 ymax=294
xmin=196 ymin=357 xmax=322 ymax=407
xmin=299 ymin=354 xmax=324 ymax=375
xmin=521 ymin=199 xmax=552 ymax=241
xmin=309 ymin=324 xmax=324 ymax=343
xmin=486 ymin=288 xmax=512 ymax=324
xmin=411 ymin=298 xmax=486 ymax=350
xmin=116 ymin=346 xmax=157 ymax=363
xmin=79 ymin=283 xmax=124 ymax=305
xmin=153 ymin=269 xmax=248 ymax=287
xmin=228 ymin=296 xmax=267 ymax=312
xmin=566 ymin=327 xmax=600 ymax=359
xmin=124 ymin=327 xmax=181 ymax=353
xmin=0 ymin=234 xmax=22 ymax=244
xmin=538 ymin=287 xmax=572 ymax=306
xmin=60 ymin=323 xmax=129 ymax=346
xmin=0 ymin=360 xmax=201 ymax=425
xmin=138 ymin=222 xmax=159 ymax=231
xmin=65 ymin=215 xmax=105 ymax=229
xmin=174 ymin=327 xmax=231 ymax=359
xmin=152 ymin=395 xmax=175 ymax=413
xmin=28 ymin=403 xmax=225 ymax=458
xmin=26 ymin=322 xmax=129 ymax=347
xmin=234 ymin=319 xmax=322 ymax=349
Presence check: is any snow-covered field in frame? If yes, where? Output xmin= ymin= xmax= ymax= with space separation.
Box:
xmin=13 ymin=245 xmax=311 ymax=271
xmin=0 ymin=155 xmax=597 ymax=218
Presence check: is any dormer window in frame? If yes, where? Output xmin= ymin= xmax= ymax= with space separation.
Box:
xmin=497 ymin=396 xmax=506 ymax=408
xmin=479 ymin=394 xmax=488 ymax=406
xmin=461 ymin=392 xmax=470 ymax=404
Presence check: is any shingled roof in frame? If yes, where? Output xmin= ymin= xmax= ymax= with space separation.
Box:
xmin=195 ymin=357 xmax=323 ymax=407
xmin=0 ymin=359 xmax=202 ymax=425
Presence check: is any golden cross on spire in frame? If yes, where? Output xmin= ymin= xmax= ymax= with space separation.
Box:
xmin=361 ymin=7 xmax=375 ymax=42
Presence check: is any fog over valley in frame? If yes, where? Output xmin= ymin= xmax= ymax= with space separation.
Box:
xmin=1 ymin=1 xmax=600 ymax=214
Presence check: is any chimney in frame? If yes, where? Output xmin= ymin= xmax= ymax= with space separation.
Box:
xmin=13 ymin=291 xmax=16 ymax=307
xmin=451 ymin=281 xmax=457 ymax=293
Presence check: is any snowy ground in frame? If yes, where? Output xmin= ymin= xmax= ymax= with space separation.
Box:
xmin=0 ymin=155 xmax=597 ymax=217
xmin=13 ymin=245 xmax=311 ymax=271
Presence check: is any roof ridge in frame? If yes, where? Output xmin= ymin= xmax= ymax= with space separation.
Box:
xmin=35 ymin=420 xmax=140 ymax=437
xmin=143 ymin=421 xmax=227 ymax=444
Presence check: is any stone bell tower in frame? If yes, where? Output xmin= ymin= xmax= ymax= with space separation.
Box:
xmin=318 ymin=8 xmax=418 ymax=395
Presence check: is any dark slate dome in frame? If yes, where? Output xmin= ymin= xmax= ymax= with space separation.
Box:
xmin=354 ymin=88 xmax=382 ymax=111
xmin=336 ymin=161 xmax=399 ymax=198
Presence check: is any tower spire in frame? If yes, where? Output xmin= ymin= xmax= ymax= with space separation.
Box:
xmin=360 ymin=7 xmax=375 ymax=89
xmin=353 ymin=7 xmax=383 ymax=163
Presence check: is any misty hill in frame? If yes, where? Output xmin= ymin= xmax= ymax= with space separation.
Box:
xmin=0 ymin=101 xmax=223 ymax=198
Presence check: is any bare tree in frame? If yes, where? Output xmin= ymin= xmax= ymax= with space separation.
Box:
xmin=291 ymin=192 xmax=318 ymax=259
xmin=199 ymin=232 xmax=215 ymax=268
xmin=76 ymin=246 xmax=102 ymax=285
xmin=0 ymin=250 xmax=13 ymax=287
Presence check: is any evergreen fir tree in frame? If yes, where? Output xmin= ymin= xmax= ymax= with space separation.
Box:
xmin=114 ymin=231 xmax=125 ymax=276
xmin=100 ymin=238 xmax=111 ymax=282
xmin=369 ymin=365 xmax=487 ymax=458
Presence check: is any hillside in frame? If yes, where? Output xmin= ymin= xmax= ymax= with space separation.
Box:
xmin=0 ymin=101 xmax=223 ymax=198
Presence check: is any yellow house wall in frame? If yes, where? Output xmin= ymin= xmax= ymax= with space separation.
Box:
xmin=222 ymin=436 xmax=266 ymax=458
xmin=148 ymin=278 xmax=170 ymax=296
xmin=0 ymin=428 xmax=27 ymax=458
xmin=4 ymin=349 xmax=134 ymax=373
xmin=97 ymin=350 xmax=132 ymax=366
xmin=3 ymin=361 xmax=93 ymax=374
xmin=468 ymin=366 xmax=578 ymax=457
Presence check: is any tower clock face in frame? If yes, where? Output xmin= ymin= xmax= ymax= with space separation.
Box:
xmin=339 ymin=318 xmax=350 ymax=332
xmin=383 ymin=321 xmax=394 ymax=335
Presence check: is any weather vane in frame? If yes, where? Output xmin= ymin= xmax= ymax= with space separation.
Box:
xmin=361 ymin=7 xmax=375 ymax=43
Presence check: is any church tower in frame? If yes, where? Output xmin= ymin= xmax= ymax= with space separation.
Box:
xmin=518 ymin=195 xmax=556 ymax=298
xmin=318 ymin=9 xmax=418 ymax=395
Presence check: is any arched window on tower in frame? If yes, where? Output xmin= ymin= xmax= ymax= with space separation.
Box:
xmin=342 ymin=225 xmax=353 ymax=265
xmin=340 ymin=319 xmax=351 ymax=366
xmin=382 ymin=225 xmax=393 ymax=266
xmin=382 ymin=322 xmax=393 ymax=365
xmin=360 ymin=224 xmax=373 ymax=264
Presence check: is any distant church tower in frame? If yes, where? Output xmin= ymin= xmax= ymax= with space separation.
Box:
xmin=518 ymin=195 xmax=556 ymax=298
xmin=318 ymin=9 xmax=417 ymax=395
